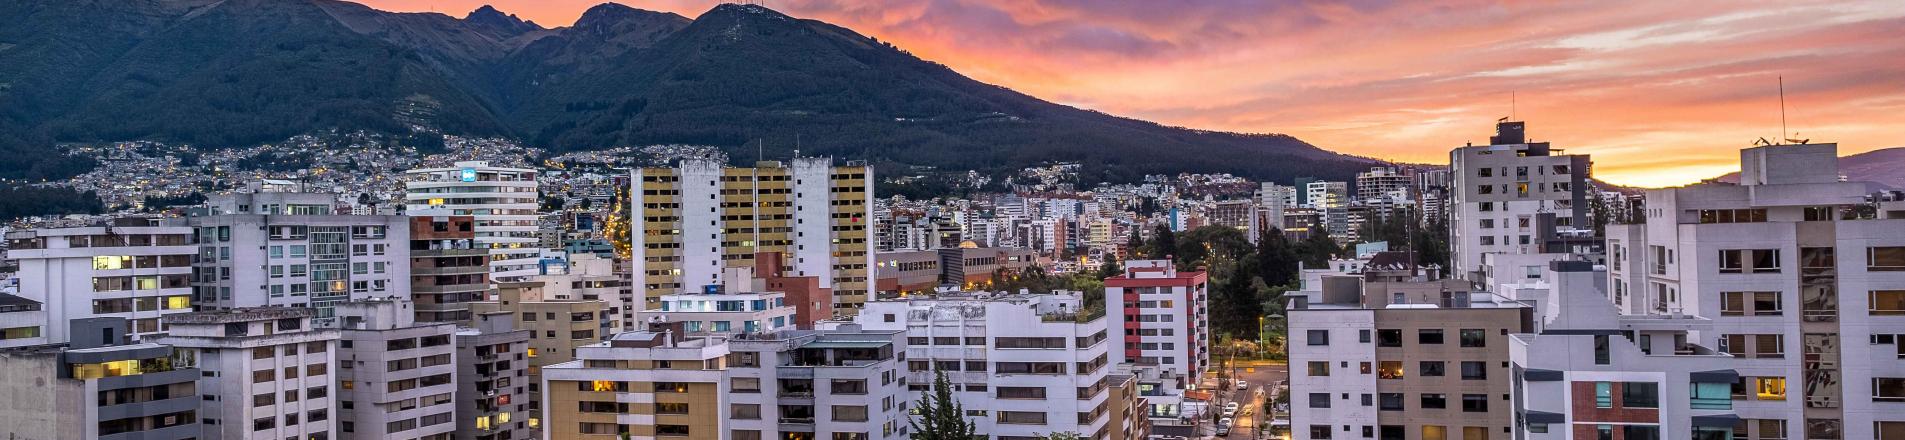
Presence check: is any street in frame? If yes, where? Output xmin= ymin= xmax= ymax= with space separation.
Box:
xmin=1215 ymin=361 xmax=1288 ymax=439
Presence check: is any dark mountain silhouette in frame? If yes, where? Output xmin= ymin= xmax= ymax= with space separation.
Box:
xmin=0 ymin=0 xmax=1381 ymax=183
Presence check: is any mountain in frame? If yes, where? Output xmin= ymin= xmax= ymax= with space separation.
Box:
xmin=1713 ymin=147 xmax=1905 ymax=189
xmin=0 ymin=0 xmax=1381 ymax=184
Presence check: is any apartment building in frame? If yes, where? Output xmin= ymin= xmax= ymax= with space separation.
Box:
xmin=540 ymin=323 xmax=730 ymax=439
xmin=1448 ymin=121 xmax=1591 ymax=280
xmin=1286 ymin=265 xmax=1534 ymax=440
xmin=5 ymin=219 xmax=195 ymax=343
xmin=725 ymin=327 xmax=910 ymax=440
xmin=455 ymin=311 xmax=534 ymax=440
xmin=874 ymin=247 xmax=1040 ymax=295
xmin=631 ymin=157 xmax=875 ymax=313
xmin=153 ymin=308 xmax=339 ymax=440
xmin=470 ymin=280 xmax=611 ymax=430
xmin=1603 ymin=143 xmax=1905 ymax=440
xmin=1104 ymin=259 xmax=1210 ymax=422
xmin=331 ymin=299 xmax=458 ymax=440
xmin=527 ymin=253 xmax=627 ymax=330
xmin=406 ymin=161 xmax=545 ymax=279
xmin=408 ymin=211 xmax=490 ymax=323
xmin=641 ymin=266 xmax=797 ymax=336
xmin=187 ymin=193 xmax=411 ymax=323
xmin=852 ymin=292 xmax=1116 ymax=439
xmin=1510 ymin=260 xmax=1745 ymax=440
xmin=1258 ymin=183 xmax=1296 ymax=237
xmin=1358 ymin=167 xmax=1415 ymax=204
xmin=0 ymin=318 xmax=201 ymax=439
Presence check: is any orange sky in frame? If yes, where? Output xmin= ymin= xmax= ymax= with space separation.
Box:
xmin=360 ymin=0 xmax=1905 ymax=187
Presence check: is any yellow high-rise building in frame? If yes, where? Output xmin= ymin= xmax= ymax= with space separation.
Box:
xmin=631 ymin=158 xmax=874 ymax=315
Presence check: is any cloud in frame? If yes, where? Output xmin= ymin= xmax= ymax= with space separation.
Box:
xmin=355 ymin=0 xmax=1905 ymax=187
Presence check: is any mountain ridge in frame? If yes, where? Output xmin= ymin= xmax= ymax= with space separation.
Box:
xmin=0 ymin=0 xmax=1381 ymax=184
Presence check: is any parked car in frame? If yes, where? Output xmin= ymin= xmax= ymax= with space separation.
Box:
xmin=1236 ymin=380 xmax=1249 ymax=390
xmin=1219 ymin=417 xmax=1234 ymax=427
xmin=1216 ymin=425 xmax=1232 ymax=436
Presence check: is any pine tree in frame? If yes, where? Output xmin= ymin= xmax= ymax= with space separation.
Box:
xmin=1150 ymin=224 xmax=1178 ymax=263
xmin=910 ymin=370 xmax=977 ymax=440
xmin=1254 ymin=227 xmax=1298 ymax=287
xmin=1125 ymin=229 xmax=1145 ymax=259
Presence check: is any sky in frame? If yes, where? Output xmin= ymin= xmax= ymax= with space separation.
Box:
xmin=359 ymin=0 xmax=1905 ymax=187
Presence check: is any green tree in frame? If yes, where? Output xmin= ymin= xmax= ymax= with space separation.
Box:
xmin=1149 ymin=224 xmax=1177 ymax=263
xmin=910 ymin=370 xmax=977 ymax=440
xmin=1253 ymin=227 xmax=1299 ymax=287
xmin=1293 ymin=229 xmax=1342 ymax=269
xmin=1097 ymin=258 xmax=1123 ymax=280
xmin=1211 ymin=260 xmax=1263 ymax=341
xmin=1175 ymin=225 xmax=1252 ymax=267
xmin=1125 ymin=229 xmax=1145 ymax=259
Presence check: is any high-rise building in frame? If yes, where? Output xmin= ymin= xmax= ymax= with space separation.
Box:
xmin=454 ymin=311 xmax=533 ymax=440
xmin=1285 ymin=260 xmax=1534 ymax=440
xmin=1258 ymin=183 xmax=1296 ymax=235
xmin=1448 ymin=121 xmax=1590 ymax=280
xmin=187 ymin=193 xmax=412 ymax=324
xmin=5 ymin=219 xmax=196 ymax=344
xmin=852 ymin=292 xmax=1115 ymax=439
xmin=406 ymin=212 xmax=490 ymax=323
xmin=1104 ymin=259 xmax=1210 ymax=424
xmin=723 ymin=327 xmax=910 ymax=439
xmin=330 ymin=298 xmax=459 ymax=440
xmin=0 ymin=318 xmax=202 ymax=439
xmin=406 ymin=161 xmax=545 ymax=279
xmin=154 ymin=308 xmax=339 ymax=440
xmin=1603 ymin=142 xmax=1905 ymax=439
xmin=1356 ymin=167 xmax=1414 ymax=203
xmin=1307 ymin=181 xmax=1351 ymax=236
xmin=630 ymin=158 xmax=874 ymax=314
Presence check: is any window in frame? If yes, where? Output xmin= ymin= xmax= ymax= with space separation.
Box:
xmin=1419 ymin=393 xmax=1446 ymax=409
xmin=1378 ymin=361 xmax=1403 ymax=379
xmin=1697 ymin=209 xmax=1767 ymax=224
xmin=1309 ymin=393 xmax=1331 ymax=408
xmin=831 ymin=405 xmax=868 ymax=422
xmin=1460 ymin=394 xmax=1488 ymax=412
xmin=1308 ymin=361 xmax=1331 ymax=377
xmin=1311 ymin=425 xmax=1335 ymax=439
xmin=1308 ymin=330 xmax=1330 ymax=346
xmin=1377 ymin=329 xmax=1403 ymax=347
xmin=1691 ymin=381 xmax=1731 ymax=410
xmin=1874 ymin=378 xmax=1905 ymax=402
xmin=1871 ymin=247 xmax=1905 ymax=271
xmin=656 ymin=425 xmax=691 ymax=436
xmin=1419 ymin=361 xmax=1445 ymax=377
xmin=1418 ymin=329 xmax=1444 ymax=345
xmin=997 ymin=387 xmax=1046 ymax=399
xmin=1622 ymin=426 xmax=1661 ymax=440
xmin=1359 ymin=329 xmax=1371 ymax=343
xmin=655 ymin=403 xmax=690 ymax=414
xmin=1753 ymin=377 xmax=1787 ymax=401
xmin=996 ymin=411 xmax=1046 ymax=425
xmin=1459 ymin=329 xmax=1486 ymax=347
xmin=1723 ymin=291 xmax=1785 ymax=316
xmin=1460 ymin=362 xmax=1486 ymax=380
xmin=1378 ymin=393 xmax=1403 ymax=411
xmin=1594 ymin=335 xmax=1611 ymax=365
xmin=1872 ymin=291 xmax=1905 ymax=316
xmin=1721 ymin=249 xmax=1781 ymax=274
xmin=1594 ymin=382 xmax=1613 ymax=408
xmin=1621 ymin=382 xmax=1659 ymax=408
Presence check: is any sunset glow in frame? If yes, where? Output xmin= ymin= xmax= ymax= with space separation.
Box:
xmin=360 ymin=0 xmax=1905 ymax=187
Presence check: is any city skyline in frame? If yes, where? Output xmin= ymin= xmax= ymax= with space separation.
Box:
xmin=358 ymin=0 xmax=1905 ymax=187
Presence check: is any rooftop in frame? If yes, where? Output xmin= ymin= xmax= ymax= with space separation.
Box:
xmin=163 ymin=307 xmax=314 ymax=324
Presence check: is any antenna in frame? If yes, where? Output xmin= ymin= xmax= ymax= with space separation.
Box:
xmin=756 ymin=138 xmax=764 ymax=163
xmin=1778 ymin=76 xmax=1788 ymax=145
xmin=1511 ymin=91 xmax=1517 ymax=121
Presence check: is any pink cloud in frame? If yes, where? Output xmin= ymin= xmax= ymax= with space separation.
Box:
xmin=354 ymin=0 xmax=1905 ymax=187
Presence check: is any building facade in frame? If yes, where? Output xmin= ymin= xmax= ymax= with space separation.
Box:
xmin=631 ymin=158 xmax=875 ymax=315
xmin=1104 ymin=259 xmax=1210 ymax=422
xmin=406 ymin=161 xmax=545 ymax=279
xmin=331 ymin=299 xmax=459 ymax=440
xmin=153 ymin=308 xmax=339 ymax=440
xmin=455 ymin=311 xmax=534 ymax=440
xmin=0 ymin=318 xmax=202 ymax=439
xmin=186 ymin=197 xmax=412 ymax=324
xmin=1448 ymin=121 xmax=1591 ymax=280
xmin=5 ymin=220 xmax=195 ymax=343
xmin=408 ymin=212 xmax=491 ymax=323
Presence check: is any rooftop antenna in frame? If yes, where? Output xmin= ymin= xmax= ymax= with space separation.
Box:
xmin=794 ymin=134 xmax=801 ymax=159
xmin=756 ymin=138 xmax=764 ymax=163
xmin=1779 ymin=76 xmax=1788 ymax=145
xmin=1511 ymin=91 xmax=1517 ymax=121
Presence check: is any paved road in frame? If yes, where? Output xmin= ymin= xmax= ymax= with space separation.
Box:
xmin=1218 ymin=362 xmax=1288 ymax=439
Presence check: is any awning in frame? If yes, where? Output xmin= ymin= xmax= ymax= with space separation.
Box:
xmin=1690 ymin=369 xmax=1740 ymax=384
xmin=1523 ymin=411 xmax=1565 ymax=424
xmin=1692 ymin=414 xmax=1741 ymax=428
xmin=1523 ymin=369 xmax=1564 ymax=381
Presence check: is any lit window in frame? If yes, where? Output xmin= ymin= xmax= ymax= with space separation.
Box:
xmin=1756 ymin=377 xmax=1786 ymax=401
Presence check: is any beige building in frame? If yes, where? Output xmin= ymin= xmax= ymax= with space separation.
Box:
xmin=631 ymin=158 xmax=874 ymax=315
xmin=470 ymin=280 xmax=611 ymax=431
xmin=541 ymin=322 xmax=729 ymax=439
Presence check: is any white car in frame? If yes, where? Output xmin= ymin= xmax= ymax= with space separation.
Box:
xmin=1235 ymin=380 xmax=1249 ymax=390
xmin=1219 ymin=417 xmax=1234 ymax=427
xmin=1224 ymin=402 xmax=1241 ymax=412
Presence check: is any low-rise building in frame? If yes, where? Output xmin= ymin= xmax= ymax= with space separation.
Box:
xmin=540 ymin=323 xmax=730 ymax=439
xmin=455 ymin=311 xmax=534 ymax=440
xmin=726 ymin=326 xmax=910 ymax=439
xmin=0 ymin=318 xmax=202 ymax=439
xmin=5 ymin=218 xmax=196 ymax=343
xmin=331 ymin=298 xmax=459 ymax=439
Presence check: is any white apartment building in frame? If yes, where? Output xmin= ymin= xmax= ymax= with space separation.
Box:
xmin=454 ymin=311 xmax=533 ymax=440
xmin=154 ymin=308 xmax=339 ymax=440
xmin=1356 ymin=167 xmax=1414 ymax=203
xmin=725 ymin=327 xmax=910 ymax=440
xmin=1308 ymin=181 xmax=1350 ymax=235
xmin=331 ymin=298 xmax=458 ymax=440
xmin=1510 ymin=260 xmax=1745 ymax=440
xmin=406 ymin=161 xmax=545 ymax=279
xmin=5 ymin=219 xmax=196 ymax=344
xmin=851 ymin=292 xmax=1116 ymax=439
xmin=1604 ymin=143 xmax=1905 ymax=440
xmin=1258 ymin=183 xmax=1295 ymax=234
xmin=187 ymin=197 xmax=411 ymax=324
xmin=1449 ymin=121 xmax=1590 ymax=280
xmin=1104 ymin=259 xmax=1210 ymax=422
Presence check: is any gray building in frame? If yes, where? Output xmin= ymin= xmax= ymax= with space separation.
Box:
xmin=153 ymin=307 xmax=339 ymax=440
xmin=188 ymin=192 xmax=411 ymax=325
xmin=0 ymin=318 xmax=202 ymax=440
xmin=454 ymin=311 xmax=533 ymax=440
xmin=331 ymin=298 xmax=459 ymax=439
xmin=724 ymin=326 xmax=910 ymax=439
xmin=1448 ymin=121 xmax=1592 ymax=280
